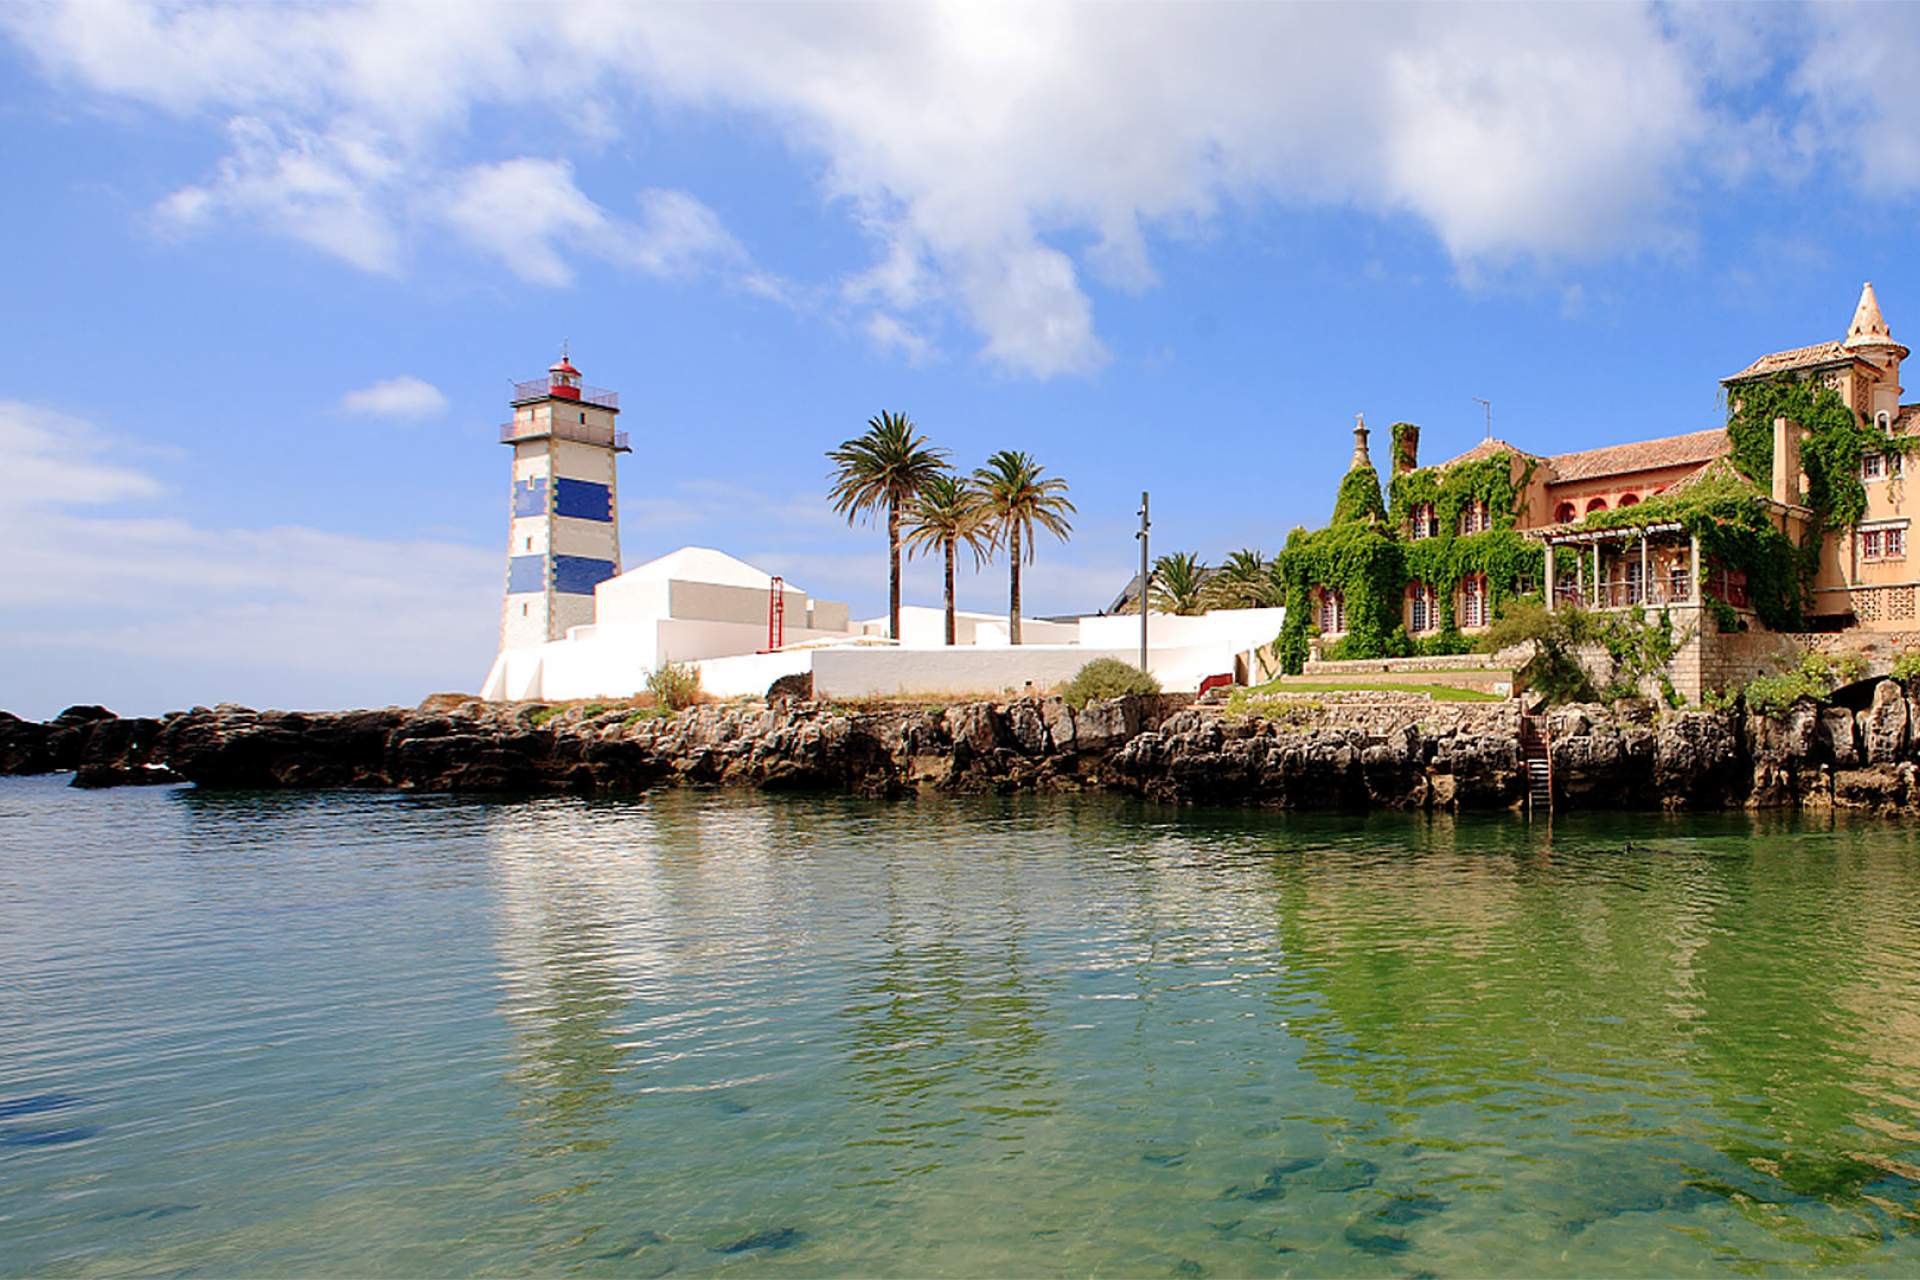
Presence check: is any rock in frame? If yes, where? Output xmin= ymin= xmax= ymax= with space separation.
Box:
xmin=1040 ymin=697 xmax=1076 ymax=754
xmin=1818 ymin=706 xmax=1860 ymax=768
xmin=1005 ymin=700 xmax=1050 ymax=755
xmin=1859 ymin=679 xmax=1911 ymax=764
xmin=0 ymin=711 xmax=53 ymax=774
xmin=1074 ymin=697 xmax=1141 ymax=752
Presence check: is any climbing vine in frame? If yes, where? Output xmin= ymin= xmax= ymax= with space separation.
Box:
xmin=1273 ymin=522 xmax=1404 ymax=670
xmin=1722 ymin=374 xmax=1892 ymax=525
xmin=1273 ymin=442 xmax=1543 ymax=672
xmin=1331 ymin=463 xmax=1386 ymax=525
xmin=1582 ymin=469 xmax=1804 ymax=630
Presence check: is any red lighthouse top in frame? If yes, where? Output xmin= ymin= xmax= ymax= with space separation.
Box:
xmin=508 ymin=348 xmax=619 ymax=411
xmin=547 ymin=353 xmax=582 ymax=401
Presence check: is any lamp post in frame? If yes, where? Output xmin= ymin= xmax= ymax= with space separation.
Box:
xmin=1136 ymin=491 xmax=1150 ymax=673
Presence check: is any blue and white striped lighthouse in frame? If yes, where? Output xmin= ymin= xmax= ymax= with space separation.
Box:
xmin=499 ymin=352 xmax=629 ymax=650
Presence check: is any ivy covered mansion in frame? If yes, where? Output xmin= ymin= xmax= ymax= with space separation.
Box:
xmin=1276 ymin=283 xmax=1920 ymax=699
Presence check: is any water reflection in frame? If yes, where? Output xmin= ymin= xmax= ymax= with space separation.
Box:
xmin=8 ymin=779 xmax=1920 ymax=1276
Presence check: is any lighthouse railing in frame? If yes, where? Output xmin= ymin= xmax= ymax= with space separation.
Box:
xmin=510 ymin=379 xmax=620 ymax=410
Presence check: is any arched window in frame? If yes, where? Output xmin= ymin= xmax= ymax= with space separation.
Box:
xmin=1458 ymin=574 xmax=1489 ymax=628
xmin=1318 ymin=588 xmax=1346 ymax=634
xmin=1554 ymin=501 xmax=1577 ymax=524
xmin=1458 ymin=499 xmax=1489 ymax=535
xmin=1407 ymin=582 xmax=1435 ymax=633
xmin=1619 ymin=493 xmax=1639 ymax=508
xmin=1409 ymin=502 xmax=1438 ymax=540
xmin=1586 ymin=497 xmax=1609 ymax=514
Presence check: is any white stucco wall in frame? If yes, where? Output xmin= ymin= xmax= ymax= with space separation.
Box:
xmin=810 ymin=643 xmax=1238 ymax=698
xmin=1077 ymin=608 xmax=1285 ymax=652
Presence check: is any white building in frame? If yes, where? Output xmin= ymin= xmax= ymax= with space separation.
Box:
xmin=482 ymin=546 xmax=857 ymax=702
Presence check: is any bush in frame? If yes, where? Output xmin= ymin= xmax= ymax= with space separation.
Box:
xmin=1893 ymin=651 xmax=1920 ymax=684
xmin=1478 ymin=599 xmax=1597 ymax=705
xmin=1741 ymin=651 xmax=1869 ymax=718
xmin=647 ymin=662 xmax=703 ymax=712
xmin=1061 ymin=658 xmax=1160 ymax=709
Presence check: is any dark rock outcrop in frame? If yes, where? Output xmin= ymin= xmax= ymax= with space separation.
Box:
xmin=12 ymin=678 xmax=1920 ymax=812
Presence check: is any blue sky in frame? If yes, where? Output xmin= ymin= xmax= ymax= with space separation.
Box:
xmin=4 ymin=1 xmax=1920 ymax=719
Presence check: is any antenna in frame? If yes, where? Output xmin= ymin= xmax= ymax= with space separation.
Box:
xmin=1473 ymin=397 xmax=1492 ymax=441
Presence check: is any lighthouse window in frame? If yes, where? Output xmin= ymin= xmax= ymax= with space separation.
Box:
xmin=525 ymin=537 xmax=532 ymax=551
xmin=579 ymin=411 xmax=587 ymax=423
xmin=521 ymin=604 xmax=529 ymax=616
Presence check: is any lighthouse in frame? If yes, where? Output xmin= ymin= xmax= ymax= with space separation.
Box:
xmin=499 ymin=352 xmax=629 ymax=650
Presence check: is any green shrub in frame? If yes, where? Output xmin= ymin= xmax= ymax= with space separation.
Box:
xmin=527 ymin=705 xmax=564 ymax=726
xmin=647 ymin=662 xmax=703 ymax=711
xmin=1061 ymin=658 xmax=1161 ymax=709
xmin=1893 ymin=651 xmax=1920 ymax=684
xmin=1741 ymin=651 xmax=1868 ymax=717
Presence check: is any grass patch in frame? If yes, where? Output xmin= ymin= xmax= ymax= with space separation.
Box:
xmin=1243 ymin=679 xmax=1503 ymax=703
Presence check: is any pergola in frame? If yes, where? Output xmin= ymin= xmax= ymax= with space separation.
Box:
xmin=1537 ymin=521 xmax=1699 ymax=610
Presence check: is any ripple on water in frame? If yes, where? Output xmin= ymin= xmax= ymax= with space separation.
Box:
xmin=2 ymin=782 xmax=1920 ymax=1275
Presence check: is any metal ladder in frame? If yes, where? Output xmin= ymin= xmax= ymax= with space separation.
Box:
xmin=1520 ymin=713 xmax=1553 ymax=814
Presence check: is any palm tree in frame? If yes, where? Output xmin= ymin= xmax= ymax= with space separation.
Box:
xmin=901 ymin=473 xmax=992 ymax=645
xmin=1149 ymin=551 xmax=1210 ymax=615
xmin=827 ymin=411 xmax=949 ymax=641
xmin=1204 ymin=547 xmax=1280 ymax=610
xmin=973 ymin=450 xmax=1074 ymax=644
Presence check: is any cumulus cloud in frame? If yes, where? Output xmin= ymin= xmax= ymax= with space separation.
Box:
xmin=341 ymin=375 xmax=449 ymax=420
xmin=155 ymin=117 xmax=403 ymax=273
xmin=438 ymin=161 xmax=741 ymax=286
xmin=1 ymin=0 xmax=1884 ymax=376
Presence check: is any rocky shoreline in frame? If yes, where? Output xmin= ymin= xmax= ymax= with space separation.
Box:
xmin=8 ymin=678 xmax=1920 ymax=811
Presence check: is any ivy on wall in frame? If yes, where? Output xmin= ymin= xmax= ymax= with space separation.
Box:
xmin=1273 ymin=442 xmax=1543 ymax=672
xmin=1581 ymin=470 xmax=1803 ymax=631
xmin=1723 ymin=375 xmax=1883 ymax=525
xmin=1331 ymin=463 xmax=1387 ymax=525
xmin=1273 ymin=521 xmax=1404 ymax=671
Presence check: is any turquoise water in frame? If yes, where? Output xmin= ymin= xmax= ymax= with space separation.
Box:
xmin=3 ymin=778 xmax=1920 ymax=1276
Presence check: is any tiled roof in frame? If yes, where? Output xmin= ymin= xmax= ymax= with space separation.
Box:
xmin=1546 ymin=428 xmax=1729 ymax=483
xmin=1723 ymin=340 xmax=1858 ymax=382
xmin=1427 ymin=437 xmax=1536 ymax=470
xmin=1660 ymin=455 xmax=1744 ymax=494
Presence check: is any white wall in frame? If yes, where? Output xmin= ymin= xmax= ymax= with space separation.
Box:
xmin=811 ymin=643 xmax=1238 ymax=698
xmin=1078 ymin=607 xmax=1285 ymax=652
xmin=692 ymin=649 xmax=815 ymax=698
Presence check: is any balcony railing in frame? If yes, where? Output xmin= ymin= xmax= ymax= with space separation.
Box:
xmin=500 ymin=420 xmax=631 ymax=451
xmin=510 ymin=378 xmax=620 ymax=410
xmin=1550 ymin=570 xmax=1758 ymax=612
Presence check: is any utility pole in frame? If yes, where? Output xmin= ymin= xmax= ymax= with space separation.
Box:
xmin=1136 ymin=491 xmax=1151 ymax=673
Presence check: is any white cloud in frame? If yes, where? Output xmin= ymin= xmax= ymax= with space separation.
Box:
xmin=0 ymin=401 xmax=166 ymax=504
xmin=864 ymin=312 xmax=934 ymax=366
xmin=155 ymin=116 xmax=403 ymax=273
xmin=438 ymin=159 xmax=739 ymax=287
xmin=3 ymin=1 xmax=1884 ymax=376
xmin=0 ymin=401 xmax=497 ymax=718
xmin=341 ymin=375 xmax=448 ymax=420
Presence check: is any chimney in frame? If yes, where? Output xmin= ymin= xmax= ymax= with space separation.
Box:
xmin=1772 ymin=416 xmax=1802 ymax=505
xmin=1351 ymin=413 xmax=1372 ymax=470
xmin=1393 ymin=422 xmax=1420 ymax=475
